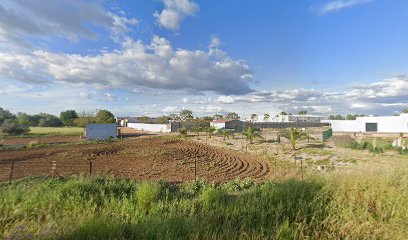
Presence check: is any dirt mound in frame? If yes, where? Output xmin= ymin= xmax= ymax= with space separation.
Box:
xmin=0 ymin=137 xmax=271 ymax=183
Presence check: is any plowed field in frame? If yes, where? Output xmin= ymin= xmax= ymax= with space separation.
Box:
xmin=0 ymin=137 xmax=271 ymax=183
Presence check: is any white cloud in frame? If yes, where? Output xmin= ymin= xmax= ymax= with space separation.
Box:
xmin=318 ymin=0 xmax=373 ymax=14
xmin=162 ymin=106 xmax=180 ymax=113
xmin=216 ymin=95 xmax=236 ymax=104
xmin=0 ymin=36 xmax=253 ymax=95
xmin=154 ymin=0 xmax=199 ymax=30
xmin=0 ymin=0 xmax=137 ymax=49
xmin=182 ymin=97 xmax=189 ymax=103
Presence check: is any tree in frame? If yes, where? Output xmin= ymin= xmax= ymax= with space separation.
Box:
xmin=0 ymin=107 xmax=15 ymax=125
xmin=402 ymin=109 xmax=408 ymax=113
xmin=250 ymin=114 xmax=258 ymax=122
xmin=1 ymin=119 xmax=30 ymax=135
xmin=221 ymin=129 xmax=231 ymax=141
xmin=16 ymin=113 xmax=34 ymax=126
xmin=201 ymin=116 xmax=214 ymax=121
xmin=298 ymin=110 xmax=308 ymax=115
xmin=37 ymin=113 xmax=63 ymax=127
xmin=95 ymin=110 xmax=115 ymax=124
xmin=73 ymin=111 xmax=95 ymax=127
xmin=328 ymin=115 xmax=345 ymax=120
xmin=60 ymin=110 xmax=78 ymax=126
xmin=263 ymin=113 xmax=270 ymax=122
xmin=280 ymin=111 xmax=288 ymax=115
xmin=205 ymin=126 xmax=217 ymax=139
xmin=158 ymin=115 xmax=171 ymax=124
xmin=178 ymin=128 xmax=188 ymax=139
xmin=225 ymin=112 xmax=240 ymax=119
xmin=279 ymin=128 xmax=308 ymax=151
xmin=138 ymin=116 xmax=151 ymax=124
xmin=213 ymin=114 xmax=223 ymax=120
xmin=179 ymin=109 xmax=193 ymax=121
xmin=243 ymin=127 xmax=262 ymax=144
xmin=193 ymin=126 xmax=203 ymax=138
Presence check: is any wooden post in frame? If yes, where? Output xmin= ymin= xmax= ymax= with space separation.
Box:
xmin=194 ymin=158 xmax=197 ymax=181
xmin=301 ymin=159 xmax=304 ymax=180
xmin=89 ymin=161 xmax=93 ymax=176
xmin=9 ymin=161 xmax=14 ymax=184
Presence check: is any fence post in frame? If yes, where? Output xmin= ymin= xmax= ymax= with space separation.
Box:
xmin=9 ymin=160 xmax=14 ymax=184
xmin=89 ymin=160 xmax=93 ymax=176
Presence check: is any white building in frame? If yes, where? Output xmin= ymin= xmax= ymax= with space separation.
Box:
xmin=269 ymin=114 xmax=324 ymax=123
xmin=322 ymin=114 xmax=408 ymax=133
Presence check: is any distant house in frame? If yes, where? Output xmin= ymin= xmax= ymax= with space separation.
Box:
xmin=85 ymin=124 xmax=117 ymax=140
xmin=269 ymin=114 xmax=324 ymax=123
xmin=211 ymin=119 xmax=244 ymax=132
xmin=322 ymin=114 xmax=408 ymax=133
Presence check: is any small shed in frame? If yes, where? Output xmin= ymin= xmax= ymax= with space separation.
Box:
xmin=211 ymin=119 xmax=244 ymax=132
xmin=85 ymin=123 xmax=117 ymax=140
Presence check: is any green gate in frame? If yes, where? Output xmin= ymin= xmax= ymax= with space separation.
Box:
xmin=322 ymin=128 xmax=333 ymax=141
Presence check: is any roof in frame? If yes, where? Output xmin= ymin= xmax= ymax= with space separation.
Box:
xmin=212 ymin=119 xmax=240 ymax=123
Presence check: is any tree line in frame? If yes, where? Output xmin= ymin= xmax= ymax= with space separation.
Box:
xmin=0 ymin=107 xmax=116 ymax=135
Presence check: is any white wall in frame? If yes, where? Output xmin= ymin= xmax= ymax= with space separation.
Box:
xmin=210 ymin=122 xmax=226 ymax=129
xmin=85 ymin=124 xmax=117 ymax=140
xmin=322 ymin=114 xmax=408 ymax=133
xmin=127 ymin=123 xmax=171 ymax=133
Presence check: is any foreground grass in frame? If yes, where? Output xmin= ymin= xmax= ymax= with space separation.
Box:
xmin=1 ymin=157 xmax=408 ymax=240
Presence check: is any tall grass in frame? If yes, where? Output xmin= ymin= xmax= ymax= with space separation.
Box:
xmin=1 ymin=158 xmax=408 ymax=240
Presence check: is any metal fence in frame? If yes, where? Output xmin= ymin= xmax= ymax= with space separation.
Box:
xmin=170 ymin=121 xmax=210 ymax=132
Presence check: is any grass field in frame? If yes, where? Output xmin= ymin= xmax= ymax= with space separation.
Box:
xmin=0 ymin=127 xmax=83 ymax=138
xmin=1 ymin=155 xmax=407 ymax=239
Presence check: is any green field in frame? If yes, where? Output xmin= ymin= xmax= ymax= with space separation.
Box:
xmin=1 ymin=156 xmax=407 ymax=239
xmin=0 ymin=127 xmax=83 ymax=138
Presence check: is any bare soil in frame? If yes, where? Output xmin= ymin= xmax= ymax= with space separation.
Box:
xmin=0 ymin=135 xmax=82 ymax=146
xmin=0 ymin=137 xmax=272 ymax=183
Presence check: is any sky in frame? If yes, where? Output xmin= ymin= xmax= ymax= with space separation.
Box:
xmin=0 ymin=0 xmax=408 ymax=118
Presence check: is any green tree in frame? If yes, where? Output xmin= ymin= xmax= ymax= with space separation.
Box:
xmin=178 ymin=128 xmax=188 ymax=139
xmin=74 ymin=112 xmax=95 ymax=127
xmin=263 ymin=113 xmax=270 ymax=122
xmin=225 ymin=112 xmax=240 ymax=119
xmin=402 ymin=109 xmax=408 ymax=113
xmin=243 ymin=127 xmax=262 ymax=144
xmin=37 ymin=113 xmax=63 ymax=127
xmin=205 ymin=126 xmax=217 ymax=139
xmin=250 ymin=114 xmax=258 ymax=122
xmin=16 ymin=113 xmax=34 ymax=126
xmin=0 ymin=107 xmax=15 ymax=125
xmin=95 ymin=110 xmax=116 ymax=124
xmin=60 ymin=110 xmax=78 ymax=126
xmin=279 ymin=128 xmax=308 ymax=151
xmin=138 ymin=116 xmax=151 ymax=124
xmin=280 ymin=111 xmax=288 ymax=115
xmin=1 ymin=119 xmax=30 ymax=135
xmin=213 ymin=114 xmax=223 ymax=120
xmin=221 ymin=129 xmax=231 ymax=140
xmin=193 ymin=126 xmax=203 ymax=138
xmin=157 ymin=115 xmax=171 ymax=124
xmin=201 ymin=116 xmax=214 ymax=121
xmin=298 ymin=110 xmax=308 ymax=115
xmin=180 ymin=109 xmax=193 ymax=121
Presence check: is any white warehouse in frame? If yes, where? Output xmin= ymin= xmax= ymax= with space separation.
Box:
xmin=322 ymin=113 xmax=408 ymax=133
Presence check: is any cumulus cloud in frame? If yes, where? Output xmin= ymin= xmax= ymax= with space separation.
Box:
xmin=0 ymin=36 xmax=253 ymax=95
xmin=213 ymin=75 xmax=408 ymax=115
xmin=154 ymin=0 xmax=199 ymax=30
xmin=317 ymin=0 xmax=373 ymax=14
xmin=0 ymin=0 xmax=137 ymax=49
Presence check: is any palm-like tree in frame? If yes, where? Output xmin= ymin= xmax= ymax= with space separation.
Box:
xmin=221 ymin=129 xmax=231 ymax=140
xmin=206 ymin=126 xmax=217 ymax=139
xmin=178 ymin=128 xmax=188 ymax=139
xmin=243 ymin=127 xmax=263 ymax=144
xmin=193 ymin=126 xmax=203 ymax=138
xmin=279 ymin=128 xmax=308 ymax=151
xmin=250 ymin=114 xmax=258 ymax=122
xmin=263 ymin=113 xmax=270 ymax=122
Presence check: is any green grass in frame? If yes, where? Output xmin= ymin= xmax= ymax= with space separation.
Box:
xmin=1 ymin=158 xmax=408 ymax=240
xmin=28 ymin=127 xmax=84 ymax=136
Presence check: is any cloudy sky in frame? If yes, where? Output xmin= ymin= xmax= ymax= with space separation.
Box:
xmin=1 ymin=0 xmax=408 ymax=118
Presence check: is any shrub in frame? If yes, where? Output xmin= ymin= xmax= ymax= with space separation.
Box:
xmin=182 ymin=179 xmax=215 ymax=196
xmin=136 ymin=182 xmax=162 ymax=211
xmin=1 ymin=120 xmax=30 ymax=135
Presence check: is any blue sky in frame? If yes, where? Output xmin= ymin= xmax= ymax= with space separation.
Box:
xmin=0 ymin=0 xmax=408 ymax=118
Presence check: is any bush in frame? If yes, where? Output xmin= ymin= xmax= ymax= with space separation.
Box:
xmin=199 ymin=188 xmax=228 ymax=209
xmin=137 ymin=182 xmax=162 ymax=211
xmin=1 ymin=120 xmax=30 ymax=135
